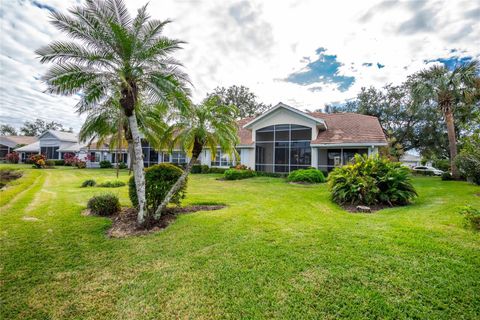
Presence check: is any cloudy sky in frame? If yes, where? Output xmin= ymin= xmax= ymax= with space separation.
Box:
xmin=1 ymin=0 xmax=479 ymax=131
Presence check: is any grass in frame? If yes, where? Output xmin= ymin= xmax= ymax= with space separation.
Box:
xmin=1 ymin=164 xmax=479 ymax=319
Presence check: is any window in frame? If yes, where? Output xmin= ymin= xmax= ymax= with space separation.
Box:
xmin=41 ymin=146 xmax=59 ymax=160
xmin=255 ymin=124 xmax=311 ymax=173
xmin=211 ymin=149 xmax=233 ymax=167
xmin=111 ymin=152 xmax=128 ymax=163
xmin=141 ymin=139 xmax=158 ymax=167
xmin=171 ymin=151 xmax=187 ymax=164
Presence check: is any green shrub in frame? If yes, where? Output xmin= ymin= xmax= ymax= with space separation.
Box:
xmin=99 ymin=160 xmax=113 ymax=168
xmin=81 ymin=179 xmax=96 ymax=187
xmin=54 ymin=160 xmax=65 ymax=166
xmin=441 ymin=172 xmax=453 ymax=181
xmin=208 ymin=167 xmax=227 ymax=174
xmin=255 ymin=171 xmax=286 ymax=178
xmin=456 ymin=153 xmax=480 ymax=185
xmin=118 ymin=162 xmax=127 ymax=169
xmin=191 ymin=164 xmax=208 ymax=174
xmin=129 ymin=163 xmax=186 ymax=213
xmin=75 ymin=160 xmax=86 ymax=169
xmin=224 ymin=169 xmax=256 ymax=180
xmin=328 ymin=154 xmax=417 ymax=206
xmin=45 ymin=160 xmax=56 ymax=167
xmin=87 ymin=193 xmax=120 ymax=216
xmin=459 ymin=206 xmax=480 ymax=230
xmin=287 ymin=168 xmax=325 ymax=183
xmin=98 ymin=180 xmax=126 ymax=188
xmin=432 ymin=158 xmax=450 ymax=172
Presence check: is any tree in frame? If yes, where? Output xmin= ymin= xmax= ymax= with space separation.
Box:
xmin=154 ymin=96 xmax=238 ymax=217
xmin=20 ymin=119 xmax=72 ymax=136
xmin=411 ymin=60 xmax=480 ymax=178
xmin=208 ymin=85 xmax=270 ymax=118
xmin=0 ymin=124 xmax=17 ymax=135
xmin=36 ymin=0 xmax=190 ymax=226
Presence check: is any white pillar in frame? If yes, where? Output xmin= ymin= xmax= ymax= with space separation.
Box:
xmin=311 ymin=147 xmax=318 ymax=169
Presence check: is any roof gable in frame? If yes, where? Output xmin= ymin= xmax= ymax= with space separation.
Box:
xmin=38 ymin=130 xmax=77 ymax=142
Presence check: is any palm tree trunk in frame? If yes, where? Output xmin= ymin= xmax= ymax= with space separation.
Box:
xmin=153 ymin=155 xmax=197 ymax=219
xmin=444 ymin=106 xmax=459 ymax=179
xmin=154 ymin=140 xmax=203 ymax=219
xmin=128 ymin=142 xmax=134 ymax=175
xmin=127 ymin=111 xmax=148 ymax=226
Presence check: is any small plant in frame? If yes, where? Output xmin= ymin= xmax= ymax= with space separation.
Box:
xmin=191 ymin=164 xmax=210 ymax=174
xmin=99 ymin=160 xmax=113 ymax=168
xmin=54 ymin=160 xmax=65 ymax=166
xmin=118 ymin=162 xmax=127 ymax=169
xmin=208 ymin=167 xmax=227 ymax=174
xmin=98 ymin=180 xmax=126 ymax=188
xmin=224 ymin=168 xmax=256 ymax=180
xmin=441 ymin=172 xmax=453 ymax=181
xmin=87 ymin=193 xmax=120 ymax=216
xmin=5 ymin=152 xmax=19 ymax=164
xmin=255 ymin=171 xmax=286 ymax=178
xmin=328 ymin=154 xmax=417 ymax=206
xmin=63 ymin=153 xmax=76 ymax=166
xmin=75 ymin=160 xmax=87 ymax=169
xmin=287 ymin=168 xmax=326 ymax=183
xmin=233 ymin=164 xmax=249 ymax=170
xmin=81 ymin=179 xmax=96 ymax=187
xmin=459 ymin=206 xmax=480 ymax=230
xmin=129 ymin=163 xmax=186 ymax=213
xmin=29 ymin=154 xmax=47 ymax=168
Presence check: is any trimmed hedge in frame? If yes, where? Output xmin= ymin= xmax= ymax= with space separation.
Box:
xmin=129 ymin=163 xmax=186 ymax=213
xmin=99 ymin=160 xmax=113 ymax=168
xmin=287 ymin=168 xmax=325 ymax=183
xmin=87 ymin=193 xmax=120 ymax=216
xmin=98 ymin=180 xmax=125 ymax=188
xmin=191 ymin=164 xmax=210 ymax=174
xmin=328 ymin=154 xmax=417 ymax=206
xmin=54 ymin=160 xmax=65 ymax=166
xmin=208 ymin=167 xmax=227 ymax=174
xmin=224 ymin=169 xmax=256 ymax=180
xmin=81 ymin=179 xmax=96 ymax=187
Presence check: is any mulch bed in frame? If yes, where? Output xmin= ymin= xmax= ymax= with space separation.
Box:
xmin=341 ymin=203 xmax=393 ymax=213
xmin=104 ymin=205 xmax=225 ymax=238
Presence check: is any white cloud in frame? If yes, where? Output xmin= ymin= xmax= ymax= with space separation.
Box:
xmin=1 ymin=0 xmax=479 ymax=131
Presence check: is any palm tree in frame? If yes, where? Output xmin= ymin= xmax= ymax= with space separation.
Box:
xmin=153 ymin=96 xmax=239 ymax=218
xmin=411 ymin=60 xmax=479 ymax=178
xmin=36 ymin=0 xmax=190 ymax=225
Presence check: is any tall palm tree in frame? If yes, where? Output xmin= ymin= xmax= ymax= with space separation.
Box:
xmin=154 ymin=96 xmax=239 ymax=218
xmin=411 ymin=60 xmax=479 ymax=178
xmin=36 ymin=0 xmax=190 ymax=225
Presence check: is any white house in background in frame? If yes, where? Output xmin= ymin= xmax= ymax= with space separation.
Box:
xmin=14 ymin=103 xmax=388 ymax=172
xmin=400 ymin=152 xmax=425 ymax=168
xmin=0 ymin=135 xmax=37 ymax=160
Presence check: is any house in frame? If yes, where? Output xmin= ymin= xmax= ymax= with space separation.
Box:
xmin=400 ymin=152 xmax=425 ymax=168
xmin=14 ymin=103 xmax=387 ymax=172
xmin=0 ymin=135 xmax=37 ymax=160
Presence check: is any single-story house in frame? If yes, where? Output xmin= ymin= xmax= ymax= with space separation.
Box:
xmin=14 ymin=103 xmax=387 ymax=172
xmin=0 ymin=135 xmax=37 ymax=160
xmin=400 ymin=152 xmax=429 ymax=168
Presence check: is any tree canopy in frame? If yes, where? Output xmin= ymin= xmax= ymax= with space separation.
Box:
xmin=208 ymin=85 xmax=270 ymax=119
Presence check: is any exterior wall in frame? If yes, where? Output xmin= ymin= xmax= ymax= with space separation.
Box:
xmin=38 ymin=132 xmax=61 ymax=147
xmin=239 ymin=148 xmax=254 ymax=169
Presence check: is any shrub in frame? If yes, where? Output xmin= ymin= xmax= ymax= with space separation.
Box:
xmin=287 ymin=168 xmax=326 ymax=183
xmin=129 ymin=163 xmax=186 ymax=213
xmin=75 ymin=160 xmax=86 ymax=169
xmin=431 ymin=158 xmax=450 ymax=172
xmin=224 ymin=168 xmax=256 ymax=180
xmin=459 ymin=206 xmax=480 ymax=230
xmin=5 ymin=152 xmax=19 ymax=164
xmin=255 ymin=171 xmax=286 ymax=178
xmin=29 ymin=154 xmax=46 ymax=168
xmin=63 ymin=153 xmax=76 ymax=166
xmin=87 ymin=193 xmax=120 ymax=216
xmin=54 ymin=160 xmax=65 ymax=166
xmin=81 ymin=179 xmax=96 ymax=187
xmin=45 ymin=160 xmax=55 ymax=167
xmin=118 ymin=162 xmax=127 ymax=169
xmin=98 ymin=180 xmax=126 ymax=188
xmin=233 ymin=164 xmax=249 ymax=170
xmin=456 ymin=153 xmax=480 ymax=185
xmin=208 ymin=167 xmax=227 ymax=174
xmin=191 ymin=164 xmax=203 ymax=174
xmin=328 ymin=154 xmax=417 ymax=206
xmin=441 ymin=172 xmax=453 ymax=181
xmin=99 ymin=160 xmax=113 ymax=168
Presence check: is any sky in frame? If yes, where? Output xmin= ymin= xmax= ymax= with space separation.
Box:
xmin=0 ymin=0 xmax=479 ymax=132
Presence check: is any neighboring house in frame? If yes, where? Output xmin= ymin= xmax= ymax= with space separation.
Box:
xmin=14 ymin=103 xmax=388 ymax=172
xmin=400 ymin=152 xmax=428 ymax=168
xmin=0 ymin=135 xmax=37 ymax=160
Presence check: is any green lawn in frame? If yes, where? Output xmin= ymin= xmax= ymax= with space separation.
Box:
xmin=1 ymin=164 xmax=479 ymax=319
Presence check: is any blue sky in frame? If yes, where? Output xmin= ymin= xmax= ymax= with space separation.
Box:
xmin=0 ymin=0 xmax=479 ymax=131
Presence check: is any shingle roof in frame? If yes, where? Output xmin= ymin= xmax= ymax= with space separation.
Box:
xmin=309 ymin=112 xmax=387 ymax=145
xmin=0 ymin=135 xmax=38 ymax=148
xmin=39 ymin=130 xmax=77 ymax=142
xmin=236 ymin=111 xmax=387 ymax=146
xmin=15 ymin=141 xmax=40 ymax=152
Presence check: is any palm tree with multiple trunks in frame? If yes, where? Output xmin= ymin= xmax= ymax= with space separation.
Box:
xmin=154 ymin=96 xmax=239 ymax=218
xmin=411 ymin=60 xmax=479 ymax=179
xmin=36 ymin=0 xmax=190 ymax=225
